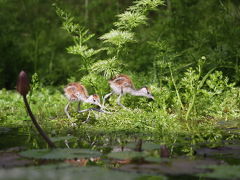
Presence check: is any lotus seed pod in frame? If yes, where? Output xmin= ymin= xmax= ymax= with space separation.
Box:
xmin=17 ymin=71 xmax=30 ymax=96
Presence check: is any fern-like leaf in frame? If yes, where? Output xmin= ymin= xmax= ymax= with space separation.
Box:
xmin=100 ymin=30 xmax=135 ymax=47
xmin=128 ymin=0 xmax=164 ymax=13
xmin=91 ymin=57 xmax=123 ymax=78
xmin=114 ymin=12 xmax=147 ymax=30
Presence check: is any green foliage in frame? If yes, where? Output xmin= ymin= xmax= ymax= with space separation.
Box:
xmin=55 ymin=5 xmax=95 ymax=47
xmin=1 ymin=69 xmax=239 ymax=147
xmin=54 ymin=5 xmax=102 ymax=77
xmin=99 ymin=0 xmax=164 ymax=72
xmin=128 ymin=0 xmax=164 ymax=13
xmin=100 ymin=30 xmax=135 ymax=48
xmin=1 ymin=0 xmax=240 ymax=88
xmin=114 ymin=12 xmax=147 ymax=30
xmin=54 ymin=0 xmax=164 ymax=88
xmin=1 ymin=0 xmax=240 ymax=161
xmin=90 ymin=57 xmax=123 ymax=79
xmin=1 ymin=1 xmax=240 ymax=178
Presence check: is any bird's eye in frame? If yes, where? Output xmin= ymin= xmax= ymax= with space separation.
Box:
xmin=93 ymin=99 xmax=96 ymax=102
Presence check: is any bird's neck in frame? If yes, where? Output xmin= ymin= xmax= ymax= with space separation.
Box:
xmin=129 ymin=89 xmax=143 ymax=96
xmin=80 ymin=95 xmax=89 ymax=102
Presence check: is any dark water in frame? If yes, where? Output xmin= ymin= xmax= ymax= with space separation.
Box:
xmin=0 ymin=126 xmax=240 ymax=179
xmin=0 ymin=126 xmax=45 ymax=150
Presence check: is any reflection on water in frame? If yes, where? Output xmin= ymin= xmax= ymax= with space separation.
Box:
xmin=0 ymin=125 xmax=240 ymax=179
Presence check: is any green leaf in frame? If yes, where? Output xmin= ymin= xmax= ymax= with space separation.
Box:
xmin=114 ymin=12 xmax=147 ymax=30
xmin=128 ymin=0 xmax=164 ymax=13
xmin=20 ymin=148 xmax=101 ymax=160
xmin=90 ymin=57 xmax=122 ymax=78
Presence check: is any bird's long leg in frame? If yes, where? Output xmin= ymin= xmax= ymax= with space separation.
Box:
xmin=83 ymin=111 xmax=91 ymax=123
xmin=78 ymin=108 xmax=109 ymax=113
xmin=77 ymin=101 xmax=81 ymax=111
xmin=117 ymin=94 xmax=127 ymax=109
xmin=103 ymin=92 xmax=113 ymax=108
xmin=64 ymin=102 xmax=71 ymax=119
xmin=80 ymin=108 xmax=108 ymax=123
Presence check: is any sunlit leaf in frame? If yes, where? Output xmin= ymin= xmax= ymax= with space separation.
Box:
xmin=90 ymin=57 xmax=123 ymax=78
xmin=100 ymin=30 xmax=135 ymax=47
xmin=114 ymin=12 xmax=147 ymax=30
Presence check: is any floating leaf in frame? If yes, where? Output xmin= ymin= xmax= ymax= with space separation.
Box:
xmin=196 ymin=145 xmax=240 ymax=159
xmin=135 ymin=175 xmax=166 ymax=180
xmin=0 ymin=152 xmax=33 ymax=168
xmin=50 ymin=136 xmax=77 ymax=142
xmin=20 ymin=148 xmax=101 ymax=160
xmin=107 ymin=151 xmax=145 ymax=160
xmin=199 ymin=165 xmax=240 ymax=179
xmin=120 ymin=158 xmax=221 ymax=176
xmin=0 ymin=164 xmax=166 ymax=180
xmin=144 ymin=157 xmax=164 ymax=163
xmin=126 ymin=142 xmax=160 ymax=151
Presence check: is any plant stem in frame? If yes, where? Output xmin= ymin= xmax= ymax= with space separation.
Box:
xmin=185 ymin=90 xmax=197 ymax=122
xmin=185 ymin=67 xmax=216 ymax=121
xmin=23 ymin=95 xmax=56 ymax=148
xmin=169 ymin=65 xmax=184 ymax=109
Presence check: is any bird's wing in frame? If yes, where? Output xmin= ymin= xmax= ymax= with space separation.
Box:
xmin=113 ymin=76 xmax=134 ymax=88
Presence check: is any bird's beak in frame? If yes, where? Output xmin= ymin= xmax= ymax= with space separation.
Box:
xmin=148 ymin=96 xmax=154 ymax=102
xmin=97 ymin=102 xmax=103 ymax=108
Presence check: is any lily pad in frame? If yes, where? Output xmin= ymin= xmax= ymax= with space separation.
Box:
xmin=107 ymin=151 xmax=145 ymax=160
xmin=126 ymin=142 xmax=160 ymax=151
xmin=199 ymin=165 xmax=240 ymax=179
xmin=119 ymin=158 xmax=222 ymax=176
xmin=0 ymin=164 xmax=166 ymax=180
xmin=19 ymin=148 xmax=101 ymax=160
xmin=196 ymin=145 xmax=240 ymax=159
xmin=50 ymin=136 xmax=77 ymax=142
xmin=144 ymin=157 xmax=165 ymax=163
xmin=0 ymin=152 xmax=33 ymax=168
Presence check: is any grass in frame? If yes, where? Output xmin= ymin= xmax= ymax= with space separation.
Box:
xmin=1 ymin=71 xmax=240 ymax=150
